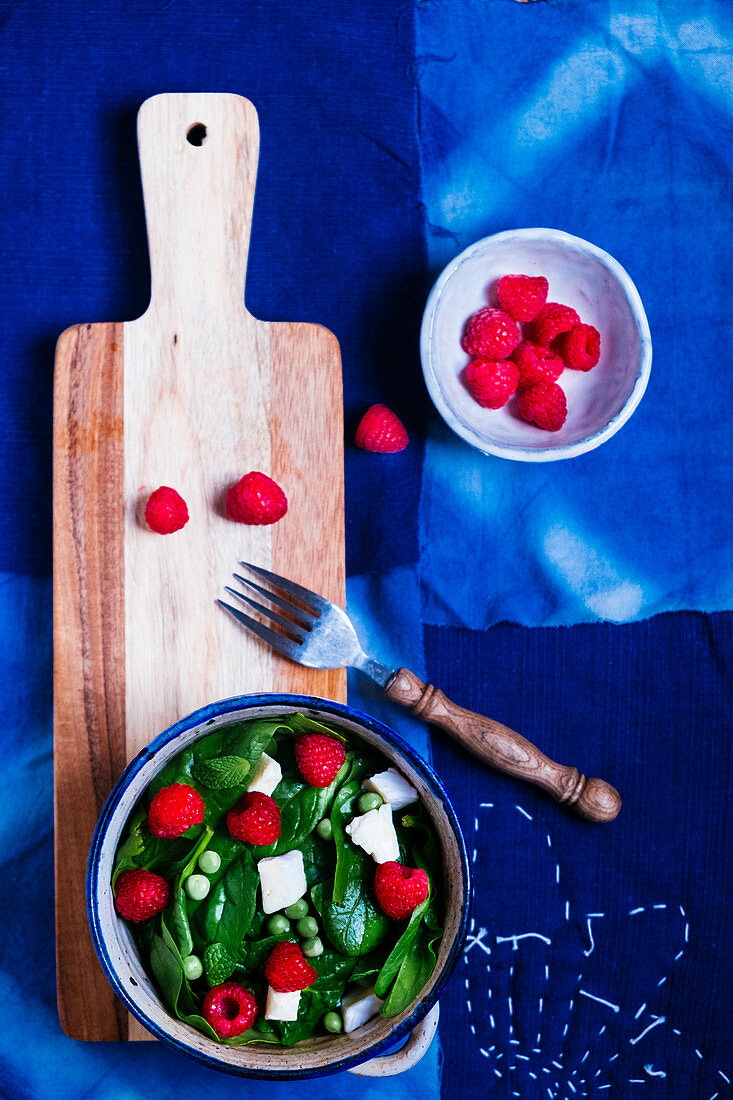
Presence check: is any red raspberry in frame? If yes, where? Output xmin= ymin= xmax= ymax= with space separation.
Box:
xmin=556 ymin=323 xmax=601 ymax=371
xmin=227 ymin=792 xmax=281 ymax=845
xmin=294 ymin=733 xmax=346 ymax=788
xmin=114 ymin=869 xmax=170 ymax=923
xmin=355 ymin=404 xmax=408 ymax=453
xmin=518 ymin=381 xmax=567 ymax=432
xmin=511 ymin=342 xmax=565 ymax=391
xmin=374 ymin=861 xmax=430 ymax=920
xmin=461 ymin=307 xmax=520 ymax=359
xmin=533 ymin=302 xmax=581 ymax=346
xmin=147 ymin=782 xmax=205 ymax=839
xmin=497 ymin=274 xmax=549 ymax=322
xmin=226 ymin=471 xmax=288 ymax=526
xmin=465 ymin=358 xmax=519 ymax=409
xmin=202 ymin=982 xmax=258 ymax=1038
xmin=144 ymin=486 xmax=189 ymax=535
xmin=265 ymin=941 xmax=318 ymax=992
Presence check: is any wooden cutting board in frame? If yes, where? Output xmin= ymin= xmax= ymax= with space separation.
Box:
xmin=53 ymin=93 xmax=346 ymax=1041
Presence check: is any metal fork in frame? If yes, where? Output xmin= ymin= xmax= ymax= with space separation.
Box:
xmin=218 ymin=563 xmax=621 ymax=823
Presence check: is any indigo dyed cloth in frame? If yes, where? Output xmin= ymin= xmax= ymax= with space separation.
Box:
xmin=1 ymin=1 xmax=732 ymax=1098
xmin=417 ymin=0 xmax=733 ymax=628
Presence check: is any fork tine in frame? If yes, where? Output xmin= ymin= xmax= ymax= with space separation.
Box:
xmin=217 ymin=600 xmax=302 ymax=660
xmin=232 ymin=572 xmax=315 ymax=628
xmin=239 ymin=561 xmax=330 ymax=613
xmin=223 ymin=586 xmax=308 ymax=640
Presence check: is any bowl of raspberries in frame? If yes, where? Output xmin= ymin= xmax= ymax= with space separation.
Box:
xmin=420 ymin=228 xmax=652 ymax=461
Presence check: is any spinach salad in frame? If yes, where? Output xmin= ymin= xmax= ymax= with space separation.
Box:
xmin=112 ymin=713 xmax=444 ymax=1046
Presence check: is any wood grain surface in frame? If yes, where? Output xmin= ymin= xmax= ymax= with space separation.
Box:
xmin=53 ymin=93 xmax=345 ymax=1041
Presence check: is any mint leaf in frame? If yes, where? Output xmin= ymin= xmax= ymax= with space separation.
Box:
xmin=191 ymin=755 xmax=251 ymax=789
xmin=204 ymin=942 xmax=237 ymax=987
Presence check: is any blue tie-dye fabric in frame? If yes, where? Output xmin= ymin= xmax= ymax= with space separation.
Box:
xmin=416 ymin=0 xmax=733 ymax=629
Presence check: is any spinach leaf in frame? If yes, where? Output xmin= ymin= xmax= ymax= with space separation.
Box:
xmin=220 ymin=719 xmax=287 ymax=768
xmin=330 ymin=778 xmax=361 ymax=905
xmin=198 ymin=850 xmax=259 ymax=949
xmin=149 ymin=931 xmax=183 ymax=1014
xmin=112 ymin=805 xmax=147 ymax=886
xmin=299 ymin=832 xmax=335 ymax=888
xmin=350 ymin=946 xmax=390 ymax=985
xmin=312 ymin=876 xmax=389 ymax=958
xmin=374 ymin=893 xmax=430 ymax=999
xmin=283 ymin=712 xmax=348 ymax=743
xmin=168 ymin=826 xmax=213 ymax=958
xmin=378 ymin=917 xmax=440 ymax=1017
xmin=224 ymin=1030 xmax=280 ymax=1047
xmin=238 ymin=934 xmax=285 ymax=970
xmin=148 ymin=921 xmax=221 ymax=1041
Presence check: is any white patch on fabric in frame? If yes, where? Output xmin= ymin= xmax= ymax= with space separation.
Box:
xmin=542 ymin=525 xmax=644 ymax=621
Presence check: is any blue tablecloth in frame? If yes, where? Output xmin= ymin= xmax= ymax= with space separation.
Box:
xmin=1 ymin=1 xmax=731 ymax=1096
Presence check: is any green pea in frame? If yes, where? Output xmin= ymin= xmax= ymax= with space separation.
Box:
xmin=302 ymin=936 xmax=324 ymax=958
xmin=323 ymin=1010 xmax=342 ymax=1033
xmin=296 ymin=916 xmax=319 ymax=939
xmin=197 ymin=850 xmax=221 ymax=875
xmin=315 ymin=818 xmax=333 ymax=840
xmin=266 ymin=914 xmax=292 ymax=936
xmin=185 ymin=874 xmax=211 ymax=901
xmin=357 ymin=792 xmax=383 ymax=814
xmin=285 ymin=898 xmax=309 ymax=919
xmin=183 ymin=954 xmax=203 ymax=981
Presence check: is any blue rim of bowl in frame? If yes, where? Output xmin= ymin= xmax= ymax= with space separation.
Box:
xmin=87 ymin=693 xmax=471 ymax=1079
xmin=420 ymin=227 xmax=653 ymax=462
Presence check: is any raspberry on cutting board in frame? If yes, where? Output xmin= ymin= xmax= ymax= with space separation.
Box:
xmin=226 ymin=471 xmax=288 ymax=526
xmin=144 ymin=486 xmax=189 ymax=534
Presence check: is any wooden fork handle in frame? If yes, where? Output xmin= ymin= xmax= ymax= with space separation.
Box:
xmin=384 ymin=668 xmax=621 ymax=823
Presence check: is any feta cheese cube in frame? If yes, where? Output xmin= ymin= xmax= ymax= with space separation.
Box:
xmin=345 ymin=802 xmax=399 ymax=864
xmin=341 ymin=986 xmax=383 ymax=1032
xmin=265 ymin=986 xmax=301 ymax=1021
xmin=257 ymin=849 xmax=307 ymax=914
xmin=247 ymin=752 xmax=282 ymax=797
xmin=363 ymin=767 xmax=417 ymax=811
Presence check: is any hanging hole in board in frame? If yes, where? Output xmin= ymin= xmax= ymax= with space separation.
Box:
xmin=187 ymin=123 xmax=207 ymax=147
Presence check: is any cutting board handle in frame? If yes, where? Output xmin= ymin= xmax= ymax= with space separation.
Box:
xmin=137 ymin=93 xmax=259 ymax=321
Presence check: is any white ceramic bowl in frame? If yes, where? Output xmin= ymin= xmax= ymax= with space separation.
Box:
xmin=420 ymin=228 xmax=652 ymax=461
xmin=87 ymin=694 xmax=469 ymax=1079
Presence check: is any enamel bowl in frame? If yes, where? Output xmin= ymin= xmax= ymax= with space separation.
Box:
xmin=420 ymin=228 xmax=652 ymax=461
xmin=87 ymin=694 xmax=469 ymax=1079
